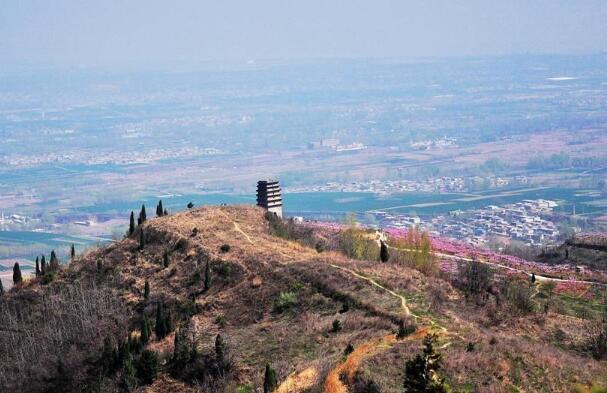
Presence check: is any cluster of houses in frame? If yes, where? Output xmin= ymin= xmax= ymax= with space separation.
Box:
xmin=287 ymin=177 xmax=468 ymax=194
xmin=433 ymin=199 xmax=561 ymax=246
xmin=410 ymin=136 xmax=458 ymax=150
xmin=307 ymin=138 xmax=366 ymax=152
xmin=0 ymin=212 xmax=32 ymax=229
xmin=374 ymin=199 xmax=561 ymax=247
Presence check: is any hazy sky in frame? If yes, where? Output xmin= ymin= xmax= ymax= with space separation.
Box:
xmin=1 ymin=0 xmax=607 ymax=69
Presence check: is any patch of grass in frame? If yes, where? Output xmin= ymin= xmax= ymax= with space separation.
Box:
xmin=275 ymin=291 xmax=297 ymax=312
xmin=236 ymin=384 xmax=254 ymax=393
xmin=215 ymin=315 xmax=226 ymax=328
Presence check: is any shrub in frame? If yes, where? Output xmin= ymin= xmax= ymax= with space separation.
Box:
xmin=466 ymin=342 xmax=475 ymax=352
xmin=315 ymin=242 xmax=325 ymax=253
xmin=215 ymin=315 xmax=226 ymax=328
xmin=344 ymin=343 xmax=354 ymax=355
xmin=339 ymin=227 xmax=380 ymax=261
xmin=332 ymin=319 xmax=342 ymax=332
xmin=178 ymin=298 xmax=201 ymax=317
xmin=457 ymin=260 xmax=494 ymax=297
xmin=220 ymin=244 xmax=231 ymax=253
xmin=275 ymin=291 xmax=297 ymax=312
xmin=503 ymin=277 xmax=535 ymax=314
xmin=403 ymin=333 xmax=447 ymax=393
xmin=174 ymin=237 xmax=189 ymax=252
xmin=390 ymin=229 xmax=437 ymax=275
xmin=397 ymin=320 xmax=416 ymax=339
xmin=265 ymin=211 xmax=316 ymax=247
xmin=41 ymin=271 xmax=57 ymax=285
xmin=586 ymin=310 xmax=607 ymax=360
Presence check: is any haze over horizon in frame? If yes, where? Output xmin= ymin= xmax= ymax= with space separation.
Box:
xmin=1 ymin=0 xmax=607 ymax=70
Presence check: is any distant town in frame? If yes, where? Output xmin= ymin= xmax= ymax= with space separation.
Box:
xmin=286 ymin=176 xmax=525 ymax=194
xmin=370 ymin=199 xmax=562 ymax=247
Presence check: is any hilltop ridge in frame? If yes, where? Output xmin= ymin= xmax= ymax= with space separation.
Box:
xmin=1 ymin=205 xmax=606 ymax=393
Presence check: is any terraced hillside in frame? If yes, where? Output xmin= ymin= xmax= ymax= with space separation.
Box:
xmin=1 ymin=206 xmax=606 ymax=393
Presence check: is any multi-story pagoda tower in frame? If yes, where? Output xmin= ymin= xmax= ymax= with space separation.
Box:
xmin=256 ymin=179 xmax=283 ymax=218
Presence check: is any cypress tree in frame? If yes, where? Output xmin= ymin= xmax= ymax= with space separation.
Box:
xmin=13 ymin=262 xmax=22 ymax=285
xmin=156 ymin=200 xmax=164 ymax=217
xmin=100 ymin=337 xmax=114 ymax=374
xmin=41 ymin=255 xmax=47 ymax=275
xmin=531 ymin=273 xmax=536 ymax=283
xmin=263 ymin=363 xmax=278 ymax=393
xmin=139 ymin=228 xmax=145 ymax=250
xmin=204 ymin=260 xmax=211 ymax=291
xmin=163 ymin=208 xmax=168 ymax=216
xmin=163 ymin=249 xmax=170 ymax=268
xmin=144 ymin=280 xmax=150 ymax=300
xmin=70 ymin=244 xmax=76 ymax=261
xmin=380 ymin=240 xmax=390 ymax=263
xmin=136 ymin=350 xmax=158 ymax=385
xmin=129 ymin=211 xmax=136 ymax=234
xmin=140 ymin=205 xmax=147 ymax=223
xmin=0 ymin=279 xmax=4 ymax=295
xmin=215 ymin=334 xmax=225 ymax=364
xmin=35 ymin=256 xmax=40 ymax=276
xmin=165 ymin=309 xmax=173 ymax=334
xmin=141 ymin=319 xmax=150 ymax=344
xmin=49 ymin=250 xmax=59 ymax=271
xmin=155 ymin=303 xmax=169 ymax=339
xmin=173 ymin=320 xmax=195 ymax=369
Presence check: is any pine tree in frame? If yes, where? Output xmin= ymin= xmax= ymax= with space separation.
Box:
xmin=139 ymin=228 xmax=145 ymax=250
xmin=129 ymin=211 xmax=136 ymax=234
xmin=187 ymin=202 xmax=194 ymax=209
xmin=263 ymin=363 xmax=278 ymax=393
xmin=13 ymin=262 xmax=22 ymax=285
xmin=144 ymin=280 xmax=150 ymax=300
xmin=41 ymin=255 xmax=47 ymax=274
xmin=70 ymin=244 xmax=76 ymax=261
xmin=204 ymin=260 xmax=211 ymax=291
xmin=403 ymin=333 xmax=447 ymax=393
xmin=35 ymin=256 xmax=40 ymax=276
xmin=380 ymin=240 xmax=390 ymax=263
